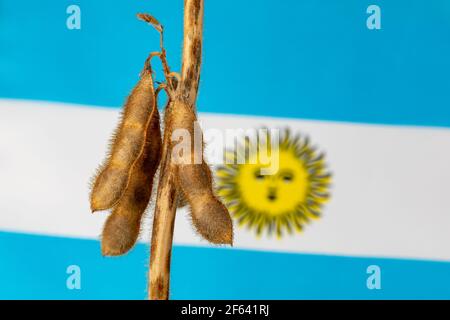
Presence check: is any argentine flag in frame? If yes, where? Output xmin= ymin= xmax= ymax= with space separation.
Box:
xmin=1 ymin=0 xmax=450 ymax=299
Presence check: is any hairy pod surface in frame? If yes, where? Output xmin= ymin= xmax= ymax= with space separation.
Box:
xmin=177 ymin=189 xmax=188 ymax=208
xmin=171 ymin=101 xmax=233 ymax=245
xmin=102 ymin=106 xmax=162 ymax=256
xmin=90 ymin=70 xmax=156 ymax=212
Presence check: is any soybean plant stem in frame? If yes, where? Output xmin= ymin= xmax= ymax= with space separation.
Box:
xmin=148 ymin=0 xmax=204 ymax=300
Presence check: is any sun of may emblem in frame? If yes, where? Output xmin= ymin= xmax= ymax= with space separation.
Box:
xmin=215 ymin=128 xmax=332 ymax=238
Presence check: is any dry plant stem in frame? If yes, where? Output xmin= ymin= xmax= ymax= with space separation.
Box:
xmin=179 ymin=0 xmax=204 ymax=106
xmin=148 ymin=0 xmax=204 ymax=300
xmin=138 ymin=13 xmax=177 ymax=92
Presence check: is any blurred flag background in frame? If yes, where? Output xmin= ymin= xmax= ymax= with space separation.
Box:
xmin=1 ymin=0 xmax=450 ymax=299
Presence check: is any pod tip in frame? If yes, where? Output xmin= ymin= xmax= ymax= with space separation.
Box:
xmin=191 ymin=199 xmax=234 ymax=246
xmin=101 ymin=213 xmax=140 ymax=257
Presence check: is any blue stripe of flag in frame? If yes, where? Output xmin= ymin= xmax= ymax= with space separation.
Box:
xmin=1 ymin=0 xmax=450 ymax=127
xmin=1 ymin=231 xmax=450 ymax=299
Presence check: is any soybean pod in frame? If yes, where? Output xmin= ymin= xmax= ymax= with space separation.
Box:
xmin=170 ymin=101 xmax=233 ymax=245
xmin=101 ymin=100 xmax=162 ymax=256
xmin=90 ymin=58 xmax=157 ymax=212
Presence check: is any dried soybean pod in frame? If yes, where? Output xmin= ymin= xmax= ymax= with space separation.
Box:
xmin=179 ymin=161 xmax=233 ymax=245
xmin=90 ymin=65 xmax=156 ymax=212
xmin=171 ymin=101 xmax=233 ymax=245
xmin=101 ymin=105 xmax=162 ymax=256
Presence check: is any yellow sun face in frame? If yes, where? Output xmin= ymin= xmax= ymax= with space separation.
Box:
xmin=237 ymin=149 xmax=309 ymax=215
xmin=216 ymin=128 xmax=331 ymax=238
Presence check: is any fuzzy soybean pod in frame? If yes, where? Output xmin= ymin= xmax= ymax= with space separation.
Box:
xmin=101 ymin=103 xmax=162 ymax=256
xmin=90 ymin=68 xmax=156 ymax=212
xmin=170 ymin=101 xmax=233 ymax=245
